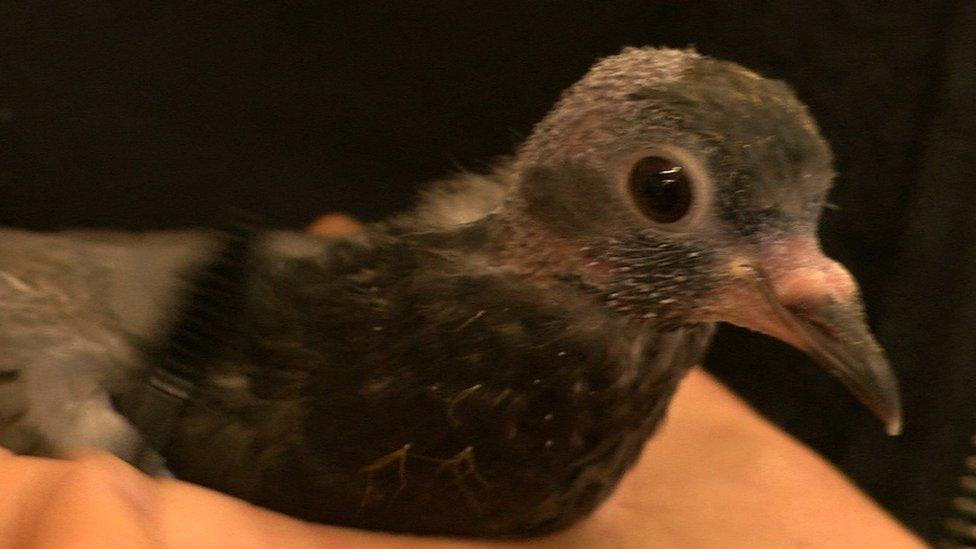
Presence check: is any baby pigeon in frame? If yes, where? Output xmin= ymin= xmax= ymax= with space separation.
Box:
xmin=0 ymin=47 xmax=900 ymax=537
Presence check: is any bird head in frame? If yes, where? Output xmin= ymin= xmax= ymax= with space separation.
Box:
xmin=503 ymin=47 xmax=901 ymax=434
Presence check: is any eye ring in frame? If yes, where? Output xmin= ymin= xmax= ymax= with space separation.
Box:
xmin=626 ymin=155 xmax=696 ymax=225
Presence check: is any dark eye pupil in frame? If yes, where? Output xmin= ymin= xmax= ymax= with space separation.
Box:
xmin=627 ymin=156 xmax=693 ymax=224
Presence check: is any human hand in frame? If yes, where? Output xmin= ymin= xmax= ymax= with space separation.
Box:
xmin=0 ymin=367 xmax=923 ymax=548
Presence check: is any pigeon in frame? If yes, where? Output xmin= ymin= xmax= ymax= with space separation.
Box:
xmin=0 ymin=47 xmax=901 ymax=537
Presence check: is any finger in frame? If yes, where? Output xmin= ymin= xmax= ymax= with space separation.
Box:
xmin=25 ymin=453 xmax=157 ymax=549
xmin=0 ymin=452 xmax=69 ymax=546
xmin=0 ymin=452 xmax=153 ymax=549
xmin=307 ymin=213 xmax=363 ymax=236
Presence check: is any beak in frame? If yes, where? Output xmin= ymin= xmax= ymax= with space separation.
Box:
xmin=725 ymin=240 xmax=902 ymax=435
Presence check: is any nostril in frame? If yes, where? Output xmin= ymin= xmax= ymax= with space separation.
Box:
xmin=769 ymin=264 xmax=856 ymax=302
xmin=785 ymin=303 xmax=840 ymax=340
xmin=758 ymin=237 xmax=860 ymax=304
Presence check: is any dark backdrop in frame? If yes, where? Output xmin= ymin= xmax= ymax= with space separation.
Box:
xmin=2 ymin=1 xmax=974 ymax=541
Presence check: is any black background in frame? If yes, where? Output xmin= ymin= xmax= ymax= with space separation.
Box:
xmin=2 ymin=1 xmax=974 ymax=541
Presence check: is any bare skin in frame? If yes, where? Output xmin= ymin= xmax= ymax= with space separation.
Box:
xmin=0 ymin=216 xmax=925 ymax=548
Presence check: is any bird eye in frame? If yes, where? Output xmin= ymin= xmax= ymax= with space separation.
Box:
xmin=627 ymin=156 xmax=694 ymax=224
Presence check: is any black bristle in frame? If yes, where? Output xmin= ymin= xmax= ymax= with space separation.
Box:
xmin=154 ymin=213 xmax=260 ymax=381
xmin=941 ymin=437 xmax=976 ymax=547
xmin=133 ymin=211 xmax=262 ymax=452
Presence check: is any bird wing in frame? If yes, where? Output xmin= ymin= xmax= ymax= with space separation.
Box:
xmin=0 ymin=227 xmax=216 ymax=463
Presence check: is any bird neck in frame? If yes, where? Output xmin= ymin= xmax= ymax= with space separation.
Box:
xmin=486 ymin=205 xmax=602 ymax=288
